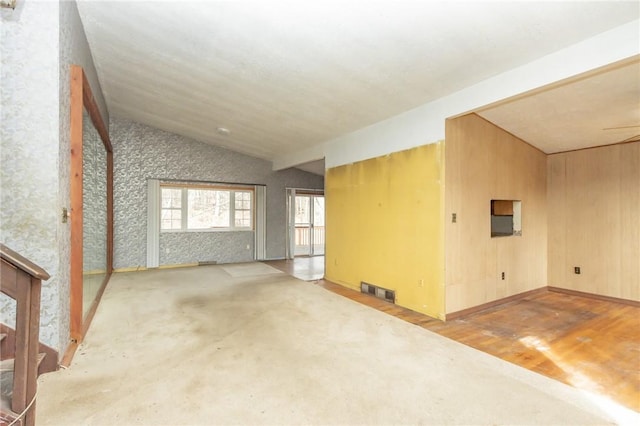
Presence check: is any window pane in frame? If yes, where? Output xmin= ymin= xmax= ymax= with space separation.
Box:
xmin=161 ymin=209 xmax=181 ymax=230
xmin=235 ymin=210 xmax=251 ymax=227
xmin=187 ymin=189 xmax=230 ymax=229
xmin=162 ymin=188 xmax=181 ymax=208
xmin=233 ymin=191 xmax=252 ymax=228
xmin=235 ymin=191 xmax=251 ymax=209
xmin=295 ymin=196 xmax=310 ymax=224
xmin=314 ymin=197 xmax=325 ymax=226
xmin=160 ymin=186 xmax=254 ymax=231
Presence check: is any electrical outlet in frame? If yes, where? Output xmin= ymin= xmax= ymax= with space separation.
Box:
xmin=501 ymin=272 xmax=505 ymax=280
xmin=452 ymin=213 xmax=457 ymax=223
xmin=574 ymin=267 xmax=581 ymax=274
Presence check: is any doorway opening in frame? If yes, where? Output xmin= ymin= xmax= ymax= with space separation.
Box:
xmin=286 ymin=189 xmax=325 ymax=258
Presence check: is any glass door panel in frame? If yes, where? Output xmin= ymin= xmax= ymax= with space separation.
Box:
xmin=82 ymin=109 xmax=107 ymax=317
xmin=313 ymin=196 xmax=325 ymax=255
xmin=294 ymin=196 xmax=311 ymax=256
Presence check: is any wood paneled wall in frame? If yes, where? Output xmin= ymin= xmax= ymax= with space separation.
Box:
xmin=444 ymin=114 xmax=547 ymax=314
xmin=548 ymin=142 xmax=640 ymax=301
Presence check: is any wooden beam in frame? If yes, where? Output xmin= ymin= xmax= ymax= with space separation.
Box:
xmin=69 ymin=65 xmax=84 ymax=342
xmin=69 ymin=64 xmax=115 ymax=352
xmin=107 ymin=151 xmax=114 ymax=274
xmin=81 ymin=71 xmax=112 ymax=152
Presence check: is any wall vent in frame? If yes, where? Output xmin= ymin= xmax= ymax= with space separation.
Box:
xmin=360 ymin=282 xmax=395 ymax=304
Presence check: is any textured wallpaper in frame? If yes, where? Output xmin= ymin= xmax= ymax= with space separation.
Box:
xmin=0 ymin=0 xmax=109 ymax=354
xmin=58 ymin=0 xmax=110 ymax=353
xmin=1 ymin=0 xmax=61 ymax=350
xmin=111 ymin=118 xmax=324 ymax=269
xmin=159 ymin=232 xmax=254 ymax=265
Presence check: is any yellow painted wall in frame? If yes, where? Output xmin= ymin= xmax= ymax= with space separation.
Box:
xmin=325 ymin=143 xmax=445 ymax=319
xmin=548 ymin=142 xmax=640 ymax=301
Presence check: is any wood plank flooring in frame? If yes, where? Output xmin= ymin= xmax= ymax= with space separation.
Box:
xmin=266 ymin=258 xmax=640 ymax=412
xmin=267 ymin=257 xmax=324 ymax=281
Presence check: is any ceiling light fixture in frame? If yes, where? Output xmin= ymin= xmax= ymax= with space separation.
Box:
xmin=216 ymin=127 xmax=231 ymax=136
xmin=1 ymin=0 xmax=17 ymax=9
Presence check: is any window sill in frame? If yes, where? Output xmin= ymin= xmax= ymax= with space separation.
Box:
xmin=491 ymin=232 xmax=514 ymax=238
xmin=161 ymin=228 xmax=254 ymax=234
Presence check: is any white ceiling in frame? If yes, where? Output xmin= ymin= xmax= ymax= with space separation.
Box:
xmin=478 ymin=60 xmax=640 ymax=153
xmin=77 ymin=1 xmax=639 ymax=167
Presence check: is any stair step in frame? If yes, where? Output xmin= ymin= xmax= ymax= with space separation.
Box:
xmin=0 ymin=407 xmax=22 ymax=426
xmin=0 ymin=371 xmax=18 ymax=425
xmin=0 ymin=353 xmax=46 ymax=372
xmin=0 ymin=354 xmax=44 ymax=426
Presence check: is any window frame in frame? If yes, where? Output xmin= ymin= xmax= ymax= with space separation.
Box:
xmin=160 ymin=183 xmax=254 ymax=233
xmin=160 ymin=187 xmax=185 ymax=231
xmin=233 ymin=190 xmax=253 ymax=228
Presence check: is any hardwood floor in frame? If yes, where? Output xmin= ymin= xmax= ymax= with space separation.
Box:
xmin=265 ymin=258 xmax=640 ymax=412
xmin=267 ymin=256 xmax=324 ymax=281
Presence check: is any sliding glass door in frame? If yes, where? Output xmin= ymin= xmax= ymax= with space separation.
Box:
xmin=311 ymin=196 xmax=325 ymax=255
xmin=288 ymin=190 xmax=325 ymax=257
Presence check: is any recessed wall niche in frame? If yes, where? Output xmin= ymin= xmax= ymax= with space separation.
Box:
xmin=491 ymin=200 xmax=521 ymax=237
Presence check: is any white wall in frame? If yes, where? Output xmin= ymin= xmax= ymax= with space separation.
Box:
xmin=274 ymin=19 xmax=640 ymax=171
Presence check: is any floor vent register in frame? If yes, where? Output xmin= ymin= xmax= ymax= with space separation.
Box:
xmin=360 ymin=282 xmax=396 ymax=304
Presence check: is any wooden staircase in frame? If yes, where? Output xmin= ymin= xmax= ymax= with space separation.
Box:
xmin=0 ymin=244 xmax=58 ymax=426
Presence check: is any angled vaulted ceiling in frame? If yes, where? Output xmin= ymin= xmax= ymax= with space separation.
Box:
xmin=77 ymin=1 xmax=639 ymax=163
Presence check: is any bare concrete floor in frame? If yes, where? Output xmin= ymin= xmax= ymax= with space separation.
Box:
xmin=37 ymin=264 xmax=638 ymax=425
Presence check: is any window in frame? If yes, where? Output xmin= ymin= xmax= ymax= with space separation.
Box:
xmin=161 ymin=185 xmax=253 ymax=231
xmin=160 ymin=188 xmax=182 ymax=230
xmin=234 ymin=191 xmax=252 ymax=228
xmin=490 ymin=200 xmax=522 ymax=237
xmin=187 ymin=189 xmax=229 ymax=229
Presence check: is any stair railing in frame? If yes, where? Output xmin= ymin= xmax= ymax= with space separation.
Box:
xmin=0 ymin=244 xmax=50 ymax=426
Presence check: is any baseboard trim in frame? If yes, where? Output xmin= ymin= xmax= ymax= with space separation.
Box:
xmin=113 ymin=263 xmax=199 ymax=273
xmin=158 ymin=263 xmax=198 ymax=269
xmin=445 ymin=287 xmax=548 ymax=321
xmin=113 ymin=266 xmax=148 ymax=273
xmin=446 ymin=286 xmax=640 ymax=320
xmin=548 ymin=286 xmax=640 ymax=308
xmin=60 ymin=340 xmax=79 ymax=368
